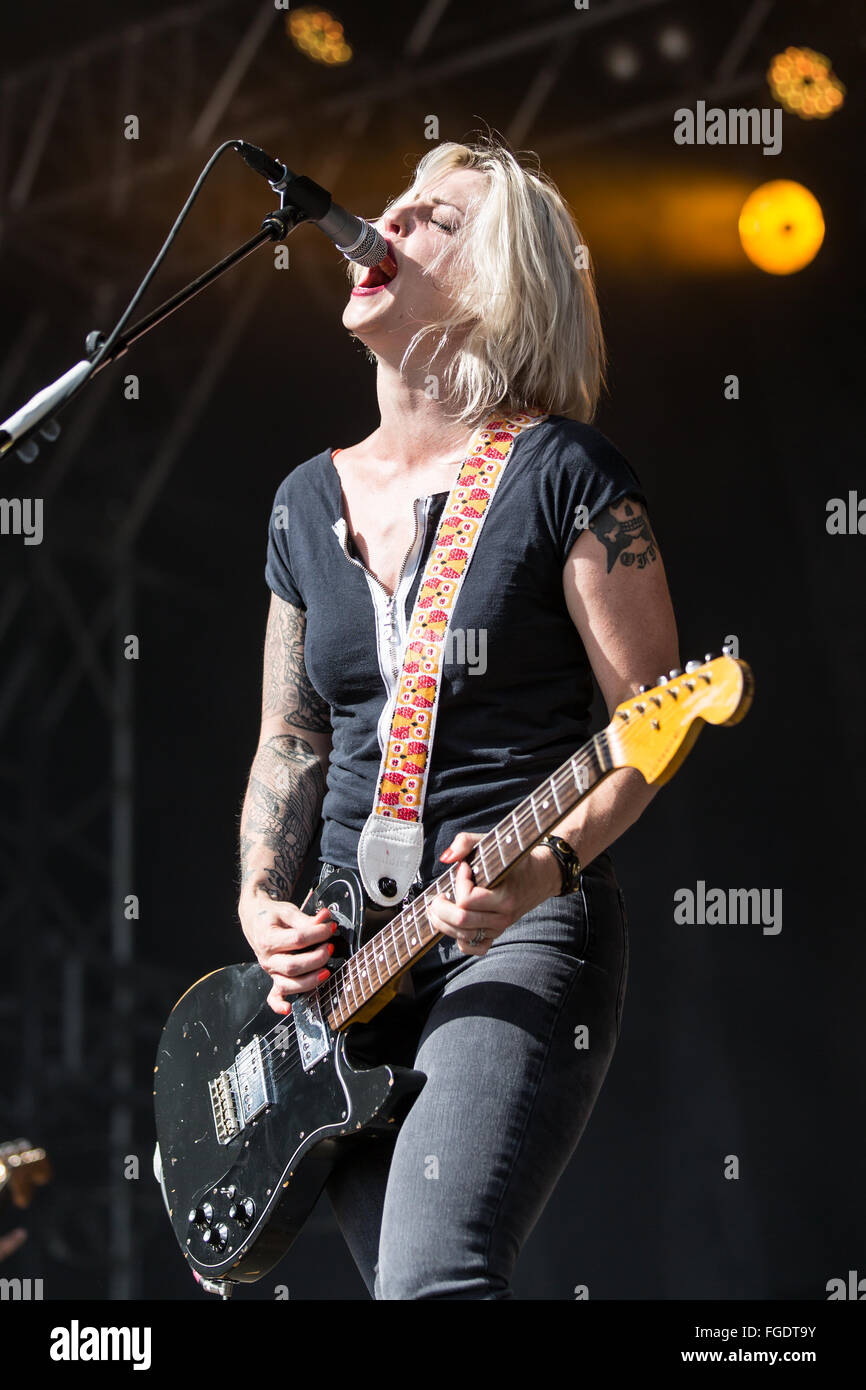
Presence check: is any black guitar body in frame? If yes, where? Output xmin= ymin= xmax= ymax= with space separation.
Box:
xmin=153 ymin=868 xmax=426 ymax=1287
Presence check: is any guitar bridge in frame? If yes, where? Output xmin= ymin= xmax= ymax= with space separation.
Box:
xmin=209 ymin=1035 xmax=273 ymax=1145
xmin=209 ymin=1072 xmax=240 ymax=1145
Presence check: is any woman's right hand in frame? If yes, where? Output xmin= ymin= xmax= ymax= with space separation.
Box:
xmin=239 ymin=891 xmax=337 ymax=1013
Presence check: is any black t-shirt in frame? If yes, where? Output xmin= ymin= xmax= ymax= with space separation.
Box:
xmin=265 ymin=413 xmax=647 ymax=887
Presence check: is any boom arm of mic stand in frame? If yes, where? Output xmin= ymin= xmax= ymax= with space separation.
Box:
xmin=0 ymin=206 xmax=308 ymax=463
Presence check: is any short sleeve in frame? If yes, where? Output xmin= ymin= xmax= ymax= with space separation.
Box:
xmin=538 ymin=420 xmax=648 ymax=567
xmin=264 ymin=475 xmax=304 ymax=607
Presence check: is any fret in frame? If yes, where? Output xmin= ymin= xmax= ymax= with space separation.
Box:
xmin=492 ymin=822 xmax=509 ymax=874
xmin=345 ymin=954 xmax=362 ymax=1011
xmin=362 ymin=953 xmax=376 ymax=1004
xmin=329 ymin=979 xmax=346 ymax=1029
xmin=508 ymin=808 xmax=523 ymax=851
xmin=537 ymin=782 xmax=555 ymax=830
xmin=404 ymin=898 xmax=422 ymax=952
xmin=389 ymin=918 xmax=404 ymax=972
xmin=399 ymin=908 xmax=413 ymax=961
xmin=385 ymin=926 xmax=398 ymax=977
xmin=370 ymin=933 xmax=385 ymax=987
xmin=476 ymin=837 xmax=489 ymax=886
xmin=595 ymin=732 xmax=610 ymax=774
xmin=550 ymin=772 xmax=564 ymax=817
xmin=529 ymin=793 xmax=543 ymax=834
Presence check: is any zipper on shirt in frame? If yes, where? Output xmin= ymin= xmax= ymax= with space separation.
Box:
xmin=332 ymin=496 xmax=431 ymax=687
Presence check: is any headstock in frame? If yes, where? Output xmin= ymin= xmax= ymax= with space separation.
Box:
xmin=606 ymin=652 xmax=754 ymax=786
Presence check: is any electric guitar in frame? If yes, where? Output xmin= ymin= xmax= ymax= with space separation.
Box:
xmin=154 ymin=652 xmax=753 ymax=1294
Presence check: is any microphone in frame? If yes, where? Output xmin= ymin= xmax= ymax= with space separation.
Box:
xmin=233 ymin=141 xmax=388 ymax=268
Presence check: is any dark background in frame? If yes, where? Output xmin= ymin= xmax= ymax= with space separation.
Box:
xmin=0 ymin=0 xmax=863 ymax=1300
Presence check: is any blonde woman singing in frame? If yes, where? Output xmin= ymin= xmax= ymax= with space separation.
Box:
xmin=239 ymin=138 xmax=679 ymax=1299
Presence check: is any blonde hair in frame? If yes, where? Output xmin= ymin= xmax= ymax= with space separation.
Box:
xmin=352 ymin=136 xmax=606 ymax=425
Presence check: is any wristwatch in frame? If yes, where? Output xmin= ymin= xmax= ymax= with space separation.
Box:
xmin=540 ymin=833 xmax=582 ymax=896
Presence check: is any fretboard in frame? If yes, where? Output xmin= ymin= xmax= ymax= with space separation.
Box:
xmin=324 ymin=728 xmax=613 ymax=1030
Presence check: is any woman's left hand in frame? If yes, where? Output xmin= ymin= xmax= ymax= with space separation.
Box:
xmin=429 ymin=831 xmax=562 ymax=955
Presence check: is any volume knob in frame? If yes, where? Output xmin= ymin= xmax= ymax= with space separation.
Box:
xmin=229 ymin=1197 xmax=256 ymax=1227
xmin=202 ymin=1223 xmax=229 ymax=1252
xmin=188 ymin=1203 xmax=213 ymax=1227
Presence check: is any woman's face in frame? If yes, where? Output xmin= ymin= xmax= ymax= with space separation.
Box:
xmin=341 ymin=165 xmax=488 ymax=359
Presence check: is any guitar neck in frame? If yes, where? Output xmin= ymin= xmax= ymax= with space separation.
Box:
xmin=323 ymin=729 xmax=613 ymax=1030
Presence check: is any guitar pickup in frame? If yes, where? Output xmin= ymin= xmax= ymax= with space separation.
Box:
xmin=292 ymin=992 xmax=330 ymax=1073
xmin=209 ymin=1035 xmax=272 ymax=1144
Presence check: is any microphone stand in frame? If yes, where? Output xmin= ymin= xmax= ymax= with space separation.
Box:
xmin=0 ymin=203 xmax=308 ymax=464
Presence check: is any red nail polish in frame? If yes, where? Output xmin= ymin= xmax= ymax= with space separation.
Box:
xmin=327 ymin=943 xmax=334 ymax=957
xmin=331 ymin=923 xmax=338 ymax=934
xmin=318 ymin=969 xmax=330 ymax=983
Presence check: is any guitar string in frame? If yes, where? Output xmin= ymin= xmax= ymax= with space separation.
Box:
xmin=252 ymin=699 xmax=697 ymax=1090
xmin=246 ymin=702 xmax=690 ymax=1094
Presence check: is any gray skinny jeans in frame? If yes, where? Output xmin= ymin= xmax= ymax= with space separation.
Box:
xmin=323 ymin=851 xmax=629 ymax=1300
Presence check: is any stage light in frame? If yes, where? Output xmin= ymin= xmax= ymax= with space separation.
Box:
xmin=767 ymin=47 xmax=844 ymax=119
xmin=605 ymin=43 xmax=640 ymax=80
xmin=738 ymin=180 xmax=825 ymax=275
xmin=287 ymin=7 xmax=352 ymax=65
xmin=657 ymin=26 xmax=691 ymax=61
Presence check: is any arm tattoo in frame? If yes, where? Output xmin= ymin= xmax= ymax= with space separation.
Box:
xmin=589 ymin=496 xmax=658 ymax=573
xmin=239 ymin=733 xmax=326 ymax=897
xmin=263 ymin=596 xmax=331 ymax=732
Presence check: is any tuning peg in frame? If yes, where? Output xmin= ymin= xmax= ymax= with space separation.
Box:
xmin=16 ymin=439 xmax=39 ymax=463
xmin=638 ymin=684 xmax=649 ymax=693
xmin=703 ymin=652 xmax=715 ymax=663
xmin=657 ymin=675 xmax=669 ymax=685
xmin=668 ymin=668 xmax=683 ymax=679
xmin=685 ymin=660 xmax=700 ymax=672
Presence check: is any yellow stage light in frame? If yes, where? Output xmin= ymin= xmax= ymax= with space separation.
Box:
xmin=767 ymin=47 xmax=844 ymax=119
xmin=738 ymin=180 xmax=825 ymax=275
xmin=287 ymin=7 xmax=352 ymax=65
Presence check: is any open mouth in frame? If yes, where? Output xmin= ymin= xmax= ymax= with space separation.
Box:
xmin=353 ymin=239 xmax=398 ymax=293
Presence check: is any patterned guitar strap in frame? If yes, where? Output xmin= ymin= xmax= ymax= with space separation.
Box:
xmin=357 ymin=409 xmax=547 ymax=907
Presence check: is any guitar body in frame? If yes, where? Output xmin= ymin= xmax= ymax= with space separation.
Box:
xmin=153 ymin=868 xmax=426 ymax=1285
